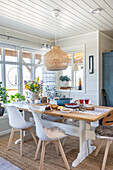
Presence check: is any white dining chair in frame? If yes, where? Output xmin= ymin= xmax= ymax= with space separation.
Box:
xmin=94 ymin=125 xmax=113 ymax=170
xmin=29 ymin=106 xmax=70 ymax=170
xmin=5 ymin=105 xmax=37 ymax=156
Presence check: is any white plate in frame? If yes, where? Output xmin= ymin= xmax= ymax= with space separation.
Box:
xmin=65 ymin=104 xmax=80 ymax=108
xmin=60 ymin=108 xmax=73 ymax=113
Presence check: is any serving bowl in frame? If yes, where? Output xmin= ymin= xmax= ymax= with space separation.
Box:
xmin=55 ymin=97 xmax=72 ymax=106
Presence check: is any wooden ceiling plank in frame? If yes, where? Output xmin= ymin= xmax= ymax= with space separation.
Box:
xmin=94 ymin=0 xmax=113 ymax=23
xmin=54 ymin=0 xmax=102 ymax=30
xmin=0 ymin=1 xmax=81 ymax=35
xmin=55 ymin=0 xmax=107 ymax=30
xmin=82 ymin=0 xmax=113 ymax=29
xmin=0 ymin=7 xmax=70 ymax=38
xmin=32 ymin=0 xmax=93 ymax=32
xmin=7 ymin=0 xmax=88 ymax=34
xmin=43 ymin=0 xmax=97 ymax=31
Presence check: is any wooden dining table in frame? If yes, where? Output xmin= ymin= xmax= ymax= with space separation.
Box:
xmin=8 ymin=103 xmax=113 ymax=168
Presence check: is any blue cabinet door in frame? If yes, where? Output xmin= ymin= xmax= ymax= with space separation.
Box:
xmin=103 ymin=52 xmax=113 ymax=106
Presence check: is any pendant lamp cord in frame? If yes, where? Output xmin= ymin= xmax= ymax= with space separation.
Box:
xmin=55 ymin=17 xmax=57 ymax=46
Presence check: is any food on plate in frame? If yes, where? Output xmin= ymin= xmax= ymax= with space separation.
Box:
xmin=57 ymin=106 xmax=64 ymax=110
xmin=74 ymin=99 xmax=79 ymax=103
xmin=47 ymin=104 xmax=58 ymax=109
xmin=65 ymin=103 xmax=77 ymax=106
xmin=84 ymin=104 xmax=94 ymax=110
xmin=45 ymin=106 xmax=51 ymax=110
xmin=62 ymin=109 xmax=71 ymax=112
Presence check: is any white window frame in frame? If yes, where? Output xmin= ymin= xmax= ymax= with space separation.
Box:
xmin=0 ymin=44 xmax=41 ymax=95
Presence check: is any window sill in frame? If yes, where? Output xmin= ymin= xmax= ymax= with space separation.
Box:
xmin=57 ymin=89 xmax=85 ymax=93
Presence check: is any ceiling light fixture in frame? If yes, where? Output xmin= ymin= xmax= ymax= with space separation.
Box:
xmin=44 ymin=9 xmax=68 ymax=71
xmin=51 ymin=9 xmax=60 ymax=18
xmin=90 ymin=8 xmax=103 ymax=14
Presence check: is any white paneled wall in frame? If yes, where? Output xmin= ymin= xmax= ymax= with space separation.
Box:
xmin=0 ymin=26 xmax=52 ymax=48
xmin=99 ymin=32 xmax=113 ymax=105
xmin=56 ymin=31 xmax=99 ymax=105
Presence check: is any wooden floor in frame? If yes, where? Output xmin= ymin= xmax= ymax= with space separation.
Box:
xmin=0 ymin=134 xmax=113 ymax=170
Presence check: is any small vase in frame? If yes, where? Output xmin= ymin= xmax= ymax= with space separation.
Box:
xmin=61 ymin=81 xmax=69 ymax=87
xmin=29 ymin=92 xmax=40 ymax=103
xmin=0 ymin=103 xmax=4 ymax=116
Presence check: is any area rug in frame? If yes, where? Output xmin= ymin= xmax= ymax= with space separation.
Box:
xmin=0 ymin=157 xmax=21 ymax=170
xmin=0 ymin=134 xmax=113 ymax=170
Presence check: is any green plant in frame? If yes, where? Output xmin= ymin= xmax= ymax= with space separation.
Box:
xmin=45 ymin=85 xmax=61 ymax=99
xmin=10 ymin=93 xmax=25 ymax=102
xmin=0 ymin=82 xmax=9 ymax=103
xmin=25 ymin=91 xmax=29 ymax=96
xmin=59 ymin=75 xmax=71 ymax=82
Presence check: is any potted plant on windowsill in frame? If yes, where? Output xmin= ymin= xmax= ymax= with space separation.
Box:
xmin=59 ymin=75 xmax=71 ymax=87
xmin=0 ymin=82 xmax=9 ymax=116
xmin=10 ymin=93 xmax=25 ymax=102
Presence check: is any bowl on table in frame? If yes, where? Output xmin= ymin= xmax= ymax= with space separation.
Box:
xmin=55 ymin=97 xmax=72 ymax=106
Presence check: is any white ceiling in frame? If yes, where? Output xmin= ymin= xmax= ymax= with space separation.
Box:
xmin=0 ymin=0 xmax=113 ymax=40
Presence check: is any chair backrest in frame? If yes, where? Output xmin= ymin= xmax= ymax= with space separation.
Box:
xmin=5 ymin=105 xmax=28 ymax=129
xmin=29 ymin=106 xmax=51 ymax=141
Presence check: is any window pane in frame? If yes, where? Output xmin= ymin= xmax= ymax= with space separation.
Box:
xmin=0 ymin=48 xmax=1 ymax=61
xmin=35 ymin=53 xmax=42 ymax=64
xmin=35 ymin=66 xmax=42 ymax=81
xmin=22 ymin=51 xmax=32 ymax=64
xmin=73 ymin=52 xmax=83 ymax=90
xmin=68 ymin=53 xmax=72 ymax=65
xmin=5 ymin=48 xmax=18 ymax=62
xmin=63 ymin=66 xmax=72 ymax=86
xmin=0 ymin=64 xmax=2 ymax=82
xmin=23 ymin=65 xmax=32 ymax=94
xmin=6 ymin=64 xmax=18 ymax=96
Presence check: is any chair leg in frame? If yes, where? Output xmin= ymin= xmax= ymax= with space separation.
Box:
xmin=7 ymin=128 xmax=15 ymax=150
xmin=57 ymin=140 xmax=70 ymax=170
xmin=94 ymin=139 xmax=104 ymax=156
xmin=101 ymin=140 xmax=112 ymax=170
xmin=55 ymin=144 xmax=60 ymax=156
xmin=39 ymin=141 xmax=46 ymax=170
xmin=20 ymin=130 xmax=23 ymax=157
xmin=62 ymin=137 xmax=67 ymax=147
xmin=35 ymin=139 xmax=42 ymax=160
xmin=29 ymin=128 xmax=37 ymax=145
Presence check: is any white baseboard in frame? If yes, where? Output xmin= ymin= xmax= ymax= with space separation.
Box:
xmin=0 ymin=129 xmax=11 ymax=136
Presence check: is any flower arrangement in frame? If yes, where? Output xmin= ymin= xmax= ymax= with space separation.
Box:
xmin=24 ymin=77 xmax=43 ymax=94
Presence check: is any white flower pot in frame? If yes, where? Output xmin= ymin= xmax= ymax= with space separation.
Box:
xmin=29 ymin=92 xmax=39 ymax=103
xmin=61 ymin=81 xmax=69 ymax=87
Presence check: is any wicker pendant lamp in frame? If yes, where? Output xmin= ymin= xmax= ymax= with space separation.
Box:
xmin=44 ymin=10 xmax=68 ymax=71
xmin=44 ymin=46 xmax=68 ymax=71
